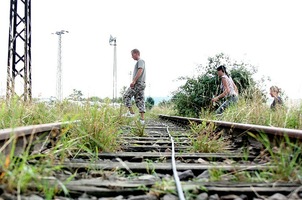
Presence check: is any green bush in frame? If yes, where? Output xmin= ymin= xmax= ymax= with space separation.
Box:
xmin=145 ymin=96 xmax=155 ymax=110
xmin=172 ymin=53 xmax=259 ymax=117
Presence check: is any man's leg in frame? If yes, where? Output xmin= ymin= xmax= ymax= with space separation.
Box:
xmin=129 ymin=107 xmax=135 ymax=114
xmin=140 ymin=112 xmax=145 ymax=120
xmin=123 ymin=87 xmax=136 ymax=114
xmin=134 ymin=84 xmax=146 ymax=120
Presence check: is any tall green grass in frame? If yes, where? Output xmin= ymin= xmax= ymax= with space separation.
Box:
xmin=63 ymin=102 xmax=124 ymax=155
xmin=248 ymin=132 xmax=302 ymax=183
xmin=0 ymin=98 xmax=127 ymax=198
xmin=0 ymin=98 xmax=78 ymax=129
xmin=189 ymin=121 xmax=230 ymax=153
xmin=145 ymin=103 xmax=177 ymax=119
xmin=200 ymin=91 xmax=302 ymax=129
xmin=194 ymin=91 xmax=302 ymax=182
xmin=0 ymin=132 xmax=69 ymax=198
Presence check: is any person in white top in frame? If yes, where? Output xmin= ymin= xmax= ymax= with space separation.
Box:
xmin=211 ymin=65 xmax=238 ymax=114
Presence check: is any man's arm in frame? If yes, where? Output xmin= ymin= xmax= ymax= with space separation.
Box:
xmin=130 ymin=68 xmax=143 ymax=88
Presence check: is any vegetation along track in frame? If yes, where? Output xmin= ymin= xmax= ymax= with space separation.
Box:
xmin=0 ymin=115 xmax=302 ymax=200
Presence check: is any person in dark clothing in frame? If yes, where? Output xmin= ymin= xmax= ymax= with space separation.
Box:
xmin=269 ymin=86 xmax=283 ymax=110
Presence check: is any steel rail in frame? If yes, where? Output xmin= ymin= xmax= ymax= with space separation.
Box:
xmin=159 ymin=115 xmax=302 ymax=139
xmin=165 ymin=124 xmax=186 ymax=200
xmin=0 ymin=121 xmax=78 ymax=141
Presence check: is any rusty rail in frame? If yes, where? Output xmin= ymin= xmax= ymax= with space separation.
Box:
xmin=0 ymin=121 xmax=78 ymax=141
xmin=159 ymin=114 xmax=302 ymax=139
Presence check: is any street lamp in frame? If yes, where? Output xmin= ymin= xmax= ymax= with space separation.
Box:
xmin=109 ymin=35 xmax=117 ymax=103
xmin=52 ymin=30 xmax=69 ymax=102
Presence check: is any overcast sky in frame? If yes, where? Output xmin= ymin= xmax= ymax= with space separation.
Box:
xmin=0 ymin=0 xmax=302 ymax=101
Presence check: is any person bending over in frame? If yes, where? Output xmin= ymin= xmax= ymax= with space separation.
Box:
xmin=212 ymin=65 xmax=238 ymax=115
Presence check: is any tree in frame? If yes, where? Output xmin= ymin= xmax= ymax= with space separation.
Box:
xmin=68 ymin=89 xmax=83 ymax=101
xmin=145 ymin=97 xmax=155 ymax=110
xmin=158 ymin=99 xmax=172 ymax=107
xmin=172 ymin=53 xmax=260 ymax=117
xmin=88 ymin=96 xmax=102 ymax=102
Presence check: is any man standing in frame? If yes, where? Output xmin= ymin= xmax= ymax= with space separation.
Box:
xmin=123 ymin=49 xmax=146 ymax=124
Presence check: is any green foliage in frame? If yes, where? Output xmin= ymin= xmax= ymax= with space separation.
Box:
xmin=249 ymin=132 xmax=302 ymax=182
xmin=0 ymin=97 xmax=63 ymax=129
xmin=145 ymin=100 xmax=176 ymax=119
xmin=145 ymin=96 xmax=155 ymax=110
xmin=172 ymin=74 xmax=218 ymax=117
xmin=172 ymin=53 xmax=259 ymax=117
xmin=158 ymin=99 xmax=172 ymax=107
xmin=67 ymin=89 xmax=83 ymax=101
xmin=87 ymin=96 xmax=102 ymax=102
xmin=0 ymin=134 xmax=68 ymax=198
xmin=209 ymin=168 xmax=227 ymax=181
xmin=214 ymin=91 xmax=302 ymax=129
xmin=151 ymin=178 xmax=176 ymax=196
xmin=189 ymin=121 xmax=229 ymax=153
xmin=283 ymin=105 xmax=302 ymax=129
xmin=130 ymin=120 xmax=146 ymax=137
xmin=66 ymin=102 xmax=123 ymax=153
xmin=0 ymin=97 xmax=137 ymax=197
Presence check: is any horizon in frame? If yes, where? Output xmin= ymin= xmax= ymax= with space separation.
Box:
xmin=29 ymin=94 xmax=302 ymax=108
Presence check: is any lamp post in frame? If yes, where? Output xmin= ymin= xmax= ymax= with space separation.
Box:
xmin=52 ymin=30 xmax=68 ymax=102
xmin=109 ymin=35 xmax=117 ymax=103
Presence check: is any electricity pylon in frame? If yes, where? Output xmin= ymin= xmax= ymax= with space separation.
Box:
xmin=7 ymin=0 xmax=32 ymax=102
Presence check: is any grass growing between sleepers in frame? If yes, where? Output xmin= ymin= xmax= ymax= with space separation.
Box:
xmin=0 ymin=98 xmax=127 ymax=199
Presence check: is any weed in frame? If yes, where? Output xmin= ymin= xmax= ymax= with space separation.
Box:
xmin=130 ymin=121 xmax=146 ymax=137
xmin=0 ymin=99 xmax=127 ymax=198
xmin=0 ymin=97 xmax=64 ymax=129
xmin=209 ymin=168 xmax=226 ymax=181
xmin=249 ymin=132 xmax=302 ymax=182
xmin=145 ymin=159 xmax=156 ymax=174
xmin=0 ymin=135 xmax=67 ymax=199
xmin=242 ymin=147 xmax=250 ymax=161
xmin=137 ymin=184 xmax=149 ymax=192
xmin=151 ymin=178 xmax=176 ymax=196
xmin=145 ymin=104 xmax=176 ymax=119
xmin=213 ymin=92 xmax=302 ymax=129
xmin=189 ymin=121 xmax=229 ymax=153
xmin=65 ymin=102 xmax=123 ymax=154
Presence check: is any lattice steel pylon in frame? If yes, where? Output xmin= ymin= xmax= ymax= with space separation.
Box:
xmin=52 ymin=30 xmax=68 ymax=102
xmin=6 ymin=0 xmax=32 ymax=102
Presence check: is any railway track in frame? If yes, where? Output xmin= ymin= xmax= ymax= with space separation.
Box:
xmin=0 ymin=115 xmax=302 ymax=200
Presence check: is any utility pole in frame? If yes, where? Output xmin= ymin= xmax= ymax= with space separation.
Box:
xmin=7 ymin=0 xmax=32 ymax=102
xmin=109 ymin=35 xmax=117 ymax=103
xmin=52 ymin=30 xmax=68 ymax=102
